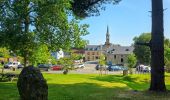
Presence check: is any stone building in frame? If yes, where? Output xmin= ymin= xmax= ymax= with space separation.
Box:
xmin=104 ymin=45 xmax=134 ymax=65
xmin=85 ymin=26 xmax=134 ymax=65
xmin=85 ymin=45 xmax=102 ymax=61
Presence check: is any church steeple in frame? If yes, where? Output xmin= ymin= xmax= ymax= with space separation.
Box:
xmin=105 ymin=25 xmax=110 ymax=47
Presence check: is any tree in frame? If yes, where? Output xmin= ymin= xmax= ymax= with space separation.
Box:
xmin=149 ymin=0 xmax=166 ymax=91
xmin=71 ymin=0 xmax=121 ymax=18
xmin=98 ymin=54 xmax=107 ymax=75
xmin=127 ymin=54 xmax=137 ymax=74
xmin=0 ymin=0 xmax=89 ymax=67
xmin=70 ymin=53 xmax=83 ymax=60
xmin=133 ymin=33 xmax=151 ymax=65
xmin=0 ymin=47 xmax=10 ymax=60
xmin=57 ymin=57 xmax=74 ymax=74
xmin=165 ymin=47 xmax=170 ymax=71
xmin=164 ymin=39 xmax=170 ymax=72
xmin=29 ymin=44 xmax=51 ymax=66
xmin=99 ymin=54 xmax=106 ymax=66
xmin=72 ymin=0 xmax=166 ymax=91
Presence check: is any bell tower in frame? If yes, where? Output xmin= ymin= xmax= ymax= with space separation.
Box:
xmin=105 ymin=26 xmax=111 ymax=47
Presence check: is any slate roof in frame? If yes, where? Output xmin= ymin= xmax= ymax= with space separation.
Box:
xmin=85 ymin=44 xmax=134 ymax=55
xmin=85 ymin=45 xmax=103 ymax=51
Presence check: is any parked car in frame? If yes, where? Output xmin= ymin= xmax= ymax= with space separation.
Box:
xmin=143 ymin=66 xmax=151 ymax=72
xmin=51 ymin=65 xmax=63 ymax=71
xmin=119 ymin=66 xmax=128 ymax=71
xmin=74 ymin=64 xmax=85 ymax=68
xmin=95 ymin=65 xmax=108 ymax=70
xmin=95 ymin=65 xmax=100 ymax=70
xmin=38 ymin=64 xmax=52 ymax=71
xmin=107 ymin=65 xmax=127 ymax=71
xmin=4 ymin=62 xmax=20 ymax=69
xmin=136 ymin=65 xmax=151 ymax=72
xmin=4 ymin=62 xmax=13 ymax=69
xmin=17 ymin=64 xmax=24 ymax=69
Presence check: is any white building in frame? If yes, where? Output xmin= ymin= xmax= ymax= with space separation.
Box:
xmin=51 ymin=49 xmax=64 ymax=60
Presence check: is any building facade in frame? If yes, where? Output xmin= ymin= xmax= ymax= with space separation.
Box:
xmin=51 ymin=49 xmax=64 ymax=60
xmin=85 ymin=45 xmax=102 ymax=61
xmin=85 ymin=26 xmax=134 ymax=65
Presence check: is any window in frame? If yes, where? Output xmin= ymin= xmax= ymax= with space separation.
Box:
xmin=88 ymin=57 xmax=90 ymax=61
xmin=114 ymin=55 xmax=116 ymax=59
xmin=87 ymin=52 xmax=90 ymax=55
xmin=96 ymin=56 xmax=99 ymax=59
xmin=93 ymin=56 xmax=95 ymax=60
xmin=121 ymin=58 xmax=124 ymax=63
xmin=126 ymin=49 xmax=129 ymax=51
xmin=92 ymin=52 xmax=95 ymax=55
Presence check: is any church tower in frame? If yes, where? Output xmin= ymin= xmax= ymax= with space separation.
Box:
xmin=105 ymin=26 xmax=111 ymax=47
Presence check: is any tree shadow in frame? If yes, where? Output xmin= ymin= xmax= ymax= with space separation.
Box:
xmin=0 ymin=82 xmax=19 ymax=100
xmin=1 ymin=79 xmax=170 ymax=100
xmin=48 ymin=82 xmax=133 ymax=100
xmin=89 ymin=75 xmax=150 ymax=90
xmin=48 ymin=82 xmax=170 ymax=100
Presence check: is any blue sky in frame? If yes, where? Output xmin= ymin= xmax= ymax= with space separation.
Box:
xmin=81 ymin=0 xmax=170 ymax=46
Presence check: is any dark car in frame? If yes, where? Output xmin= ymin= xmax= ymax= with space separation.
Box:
xmin=4 ymin=62 xmax=13 ymax=69
xmin=95 ymin=65 xmax=100 ymax=70
xmin=51 ymin=65 xmax=63 ymax=71
xmin=95 ymin=65 xmax=108 ymax=70
xmin=107 ymin=65 xmax=127 ymax=71
xmin=17 ymin=64 xmax=24 ymax=69
xmin=38 ymin=64 xmax=52 ymax=71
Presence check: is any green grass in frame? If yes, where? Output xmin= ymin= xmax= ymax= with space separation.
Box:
xmin=1 ymin=73 xmax=170 ymax=100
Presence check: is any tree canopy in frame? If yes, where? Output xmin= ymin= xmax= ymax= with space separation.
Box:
xmin=127 ymin=54 xmax=137 ymax=68
xmin=0 ymin=0 xmax=89 ymax=66
xmin=71 ymin=0 xmax=121 ymax=18
xmin=133 ymin=33 xmax=151 ymax=65
xmin=99 ymin=54 xmax=106 ymax=66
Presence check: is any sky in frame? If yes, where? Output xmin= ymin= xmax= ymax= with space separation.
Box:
xmin=80 ymin=0 xmax=170 ymax=46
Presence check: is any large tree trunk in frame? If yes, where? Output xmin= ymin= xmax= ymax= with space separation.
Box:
xmin=23 ymin=55 xmax=27 ymax=67
xmin=149 ymin=0 xmax=166 ymax=91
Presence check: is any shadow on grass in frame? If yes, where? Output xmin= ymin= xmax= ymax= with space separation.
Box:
xmin=1 ymin=79 xmax=170 ymax=100
xmin=48 ymin=82 xmax=132 ymax=100
xmin=89 ymin=75 xmax=150 ymax=90
xmin=0 ymin=82 xmax=19 ymax=100
xmin=48 ymin=82 xmax=170 ymax=100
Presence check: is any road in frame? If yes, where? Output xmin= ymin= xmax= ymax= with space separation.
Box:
xmin=47 ymin=63 xmax=124 ymax=75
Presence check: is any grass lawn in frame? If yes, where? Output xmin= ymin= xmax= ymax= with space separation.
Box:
xmin=1 ymin=73 xmax=170 ymax=100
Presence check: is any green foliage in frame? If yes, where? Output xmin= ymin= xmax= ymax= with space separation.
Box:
xmin=134 ymin=33 xmax=170 ymax=67
xmin=17 ymin=56 xmax=24 ymax=64
xmin=127 ymin=54 xmax=137 ymax=74
xmin=0 ymin=47 xmax=10 ymax=58
xmin=57 ymin=57 xmax=74 ymax=70
xmin=0 ymin=0 xmax=89 ymax=66
xmin=70 ymin=53 xmax=83 ymax=60
xmin=164 ymin=39 xmax=170 ymax=72
xmin=29 ymin=44 xmax=51 ymax=66
xmin=127 ymin=54 xmax=137 ymax=68
xmin=50 ymin=57 xmax=57 ymax=65
xmin=71 ymin=0 xmax=121 ymax=18
xmin=133 ymin=33 xmax=151 ymax=65
xmin=99 ymin=54 xmax=106 ymax=66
